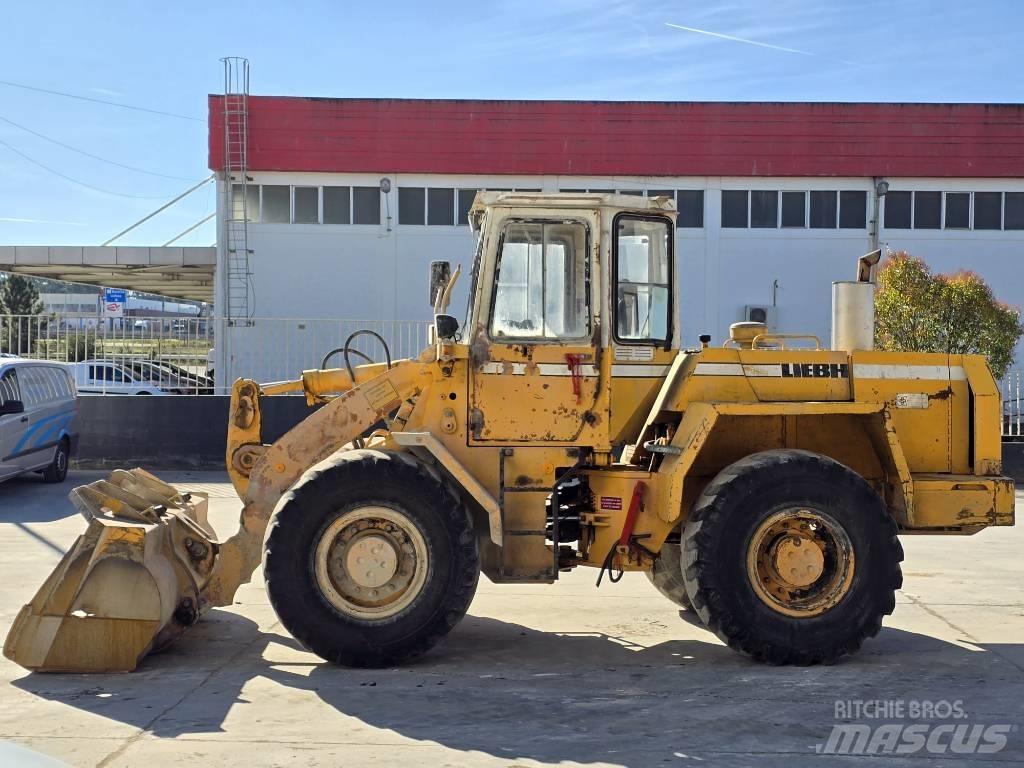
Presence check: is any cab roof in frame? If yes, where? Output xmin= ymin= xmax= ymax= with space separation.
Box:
xmin=469 ymin=191 xmax=676 ymax=215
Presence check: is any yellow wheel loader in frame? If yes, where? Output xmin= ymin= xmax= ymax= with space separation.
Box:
xmin=5 ymin=193 xmax=1015 ymax=672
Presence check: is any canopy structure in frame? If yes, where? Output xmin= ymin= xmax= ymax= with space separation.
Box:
xmin=0 ymin=246 xmax=215 ymax=303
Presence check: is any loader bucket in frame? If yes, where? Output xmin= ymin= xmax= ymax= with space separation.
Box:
xmin=3 ymin=469 xmax=219 ymax=673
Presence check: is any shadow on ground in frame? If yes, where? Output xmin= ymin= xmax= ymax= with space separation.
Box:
xmin=12 ymin=609 xmax=1024 ymax=765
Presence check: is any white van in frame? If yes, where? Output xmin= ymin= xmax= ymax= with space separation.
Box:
xmin=0 ymin=358 xmax=79 ymax=484
xmin=70 ymin=361 xmax=170 ymax=396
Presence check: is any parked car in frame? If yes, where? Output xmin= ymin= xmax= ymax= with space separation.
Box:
xmin=156 ymin=361 xmax=214 ymax=394
xmin=123 ymin=360 xmax=213 ymax=395
xmin=70 ymin=361 xmax=171 ymax=395
xmin=0 ymin=358 xmax=79 ymax=484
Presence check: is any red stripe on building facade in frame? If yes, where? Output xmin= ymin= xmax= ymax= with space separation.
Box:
xmin=208 ymin=96 xmax=1024 ymax=178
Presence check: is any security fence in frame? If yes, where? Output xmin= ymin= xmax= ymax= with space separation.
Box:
xmin=9 ymin=311 xmax=1016 ymax=428
xmin=0 ymin=314 xmax=431 ymax=395
xmin=1004 ymin=370 xmax=1023 ymax=439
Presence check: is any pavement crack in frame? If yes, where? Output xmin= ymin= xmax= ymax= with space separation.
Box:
xmin=903 ymin=592 xmax=1024 ymax=675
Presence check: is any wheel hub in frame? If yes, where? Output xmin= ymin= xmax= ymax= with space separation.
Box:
xmin=770 ymin=534 xmax=825 ymax=587
xmin=747 ymin=508 xmax=854 ymax=618
xmin=314 ymin=506 xmax=428 ymax=620
xmin=345 ymin=535 xmax=398 ymax=588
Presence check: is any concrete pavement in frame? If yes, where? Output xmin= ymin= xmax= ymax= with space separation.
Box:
xmin=1 ymin=471 xmax=1022 ymax=767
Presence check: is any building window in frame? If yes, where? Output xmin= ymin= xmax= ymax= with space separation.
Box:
xmin=398 ymin=188 xmax=425 ymax=225
xmin=618 ymin=190 xmax=643 ymax=196
xmin=323 ymin=186 xmax=351 ymax=224
xmin=913 ymin=191 xmax=941 ymax=229
xmin=884 ymin=191 xmax=912 ymax=229
xmin=839 ymin=191 xmax=867 ymax=229
xmin=750 ymin=191 xmax=778 ymax=228
xmin=230 ymin=184 xmax=259 ymax=222
xmin=457 ymin=189 xmax=477 ymax=226
xmin=559 ymin=188 xmax=587 ymax=193
xmin=809 ymin=191 xmax=837 ymax=229
xmin=428 ymin=188 xmax=455 ymax=226
xmin=944 ymin=192 xmax=970 ymax=229
xmin=721 ymin=190 xmax=748 ymax=228
xmin=974 ymin=192 xmax=1002 ymax=230
xmin=293 ymin=187 xmax=319 ymax=224
xmin=262 ymin=185 xmax=290 ymax=223
xmin=352 ymin=187 xmax=380 ymax=225
xmin=781 ymin=192 xmax=806 ymax=228
xmin=676 ymin=190 xmax=704 ymax=228
xmin=1004 ymin=193 xmax=1024 ymax=230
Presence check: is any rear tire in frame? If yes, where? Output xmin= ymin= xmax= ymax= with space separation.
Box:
xmin=42 ymin=438 xmax=69 ymax=484
xmin=645 ymin=541 xmax=691 ymax=609
xmin=264 ymin=449 xmax=479 ymax=667
xmin=682 ymin=449 xmax=902 ymax=665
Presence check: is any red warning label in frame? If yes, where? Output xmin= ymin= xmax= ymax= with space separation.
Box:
xmin=600 ymin=496 xmax=623 ymax=510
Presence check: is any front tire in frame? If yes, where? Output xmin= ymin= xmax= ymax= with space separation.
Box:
xmin=682 ymin=449 xmax=903 ymax=665
xmin=42 ymin=438 xmax=69 ymax=483
xmin=264 ymin=449 xmax=479 ymax=667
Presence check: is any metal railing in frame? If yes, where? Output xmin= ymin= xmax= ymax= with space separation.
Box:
xmin=1003 ymin=370 xmax=1023 ymax=439
xmin=0 ymin=314 xmax=431 ymax=396
xmin=219 ymin=317 xmax=431 ymax=390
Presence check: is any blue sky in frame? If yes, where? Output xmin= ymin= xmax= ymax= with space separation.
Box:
xmin=0 ymin=0 xmax=1020 ymax=247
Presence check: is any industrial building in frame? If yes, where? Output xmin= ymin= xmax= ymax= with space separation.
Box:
xmin=208 ymin=97 xmax=1024 ymax=383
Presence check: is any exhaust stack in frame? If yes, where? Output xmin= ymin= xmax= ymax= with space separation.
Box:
xmin=832 ymin=249 xmax=881 ymax=352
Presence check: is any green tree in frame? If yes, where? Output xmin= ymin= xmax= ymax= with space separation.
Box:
xmin=875 ymin=252 xmax=1023 ymax=379
xmin=0 ymin=273 xmax=47 ymax=355
xmin=0 ymin=273 xmax=44 ymax=316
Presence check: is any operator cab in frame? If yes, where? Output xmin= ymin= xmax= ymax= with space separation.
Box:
xmin=449 ymin=192 xmax=680 ymax=445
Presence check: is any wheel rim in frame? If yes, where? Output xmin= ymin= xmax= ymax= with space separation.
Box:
xmin=56 ymin=447 xmax=67 ymax=474
xmin=313 ymin=506 xmax=429 ymax=620
xmin=746 ymin=508 xmax=855 ymax=618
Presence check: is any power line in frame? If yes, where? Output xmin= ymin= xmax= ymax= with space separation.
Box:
xmin=0 ymin=78 xmax=204 ymax=122
xmin=0 ymin=114 xmax=201 ymax=181
xmin=162 ymin=213 xmax=215 ymax=246
xmin=102 ymin=175 xmax=215 ymax=244
xmin=0 ymin=139 xmax=169 ymax=199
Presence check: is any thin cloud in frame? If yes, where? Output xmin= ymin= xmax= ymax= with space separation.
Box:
xmin=665 ymin=22 xmax=857 ymax=66
xmin=0 ymin=217 xmax=86 ymax=226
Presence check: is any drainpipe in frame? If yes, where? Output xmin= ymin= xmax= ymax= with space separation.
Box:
xmin=870 ymin=178 xmax=889 ymax=252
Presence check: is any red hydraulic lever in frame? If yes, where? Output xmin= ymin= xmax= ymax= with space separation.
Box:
xmin=617 ymin=480 xmax=646 ymax=555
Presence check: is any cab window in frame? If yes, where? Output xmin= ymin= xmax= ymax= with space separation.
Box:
xmin=614 ymin=215 xmax=672 ymax=343
xmin=490 ymin=220 xmax=589 ymax=340
xmin=0 ymin=369 xmax=20 ymax=405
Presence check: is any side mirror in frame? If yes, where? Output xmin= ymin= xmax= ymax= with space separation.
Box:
xmin=434 ymin=314 xmax=459 ymax=340
xmin=429 ymin=261 xmax=452 ymax=307
xmin=0 ymin=400 xmax=25 ymax=417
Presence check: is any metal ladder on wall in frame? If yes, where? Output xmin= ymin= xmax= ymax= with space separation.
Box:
xmin=222 ymin=57 xmax=253 ymax=325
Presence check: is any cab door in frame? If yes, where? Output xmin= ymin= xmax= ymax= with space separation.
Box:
xmin=470 ymin=214 xmax=599 ymax=443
